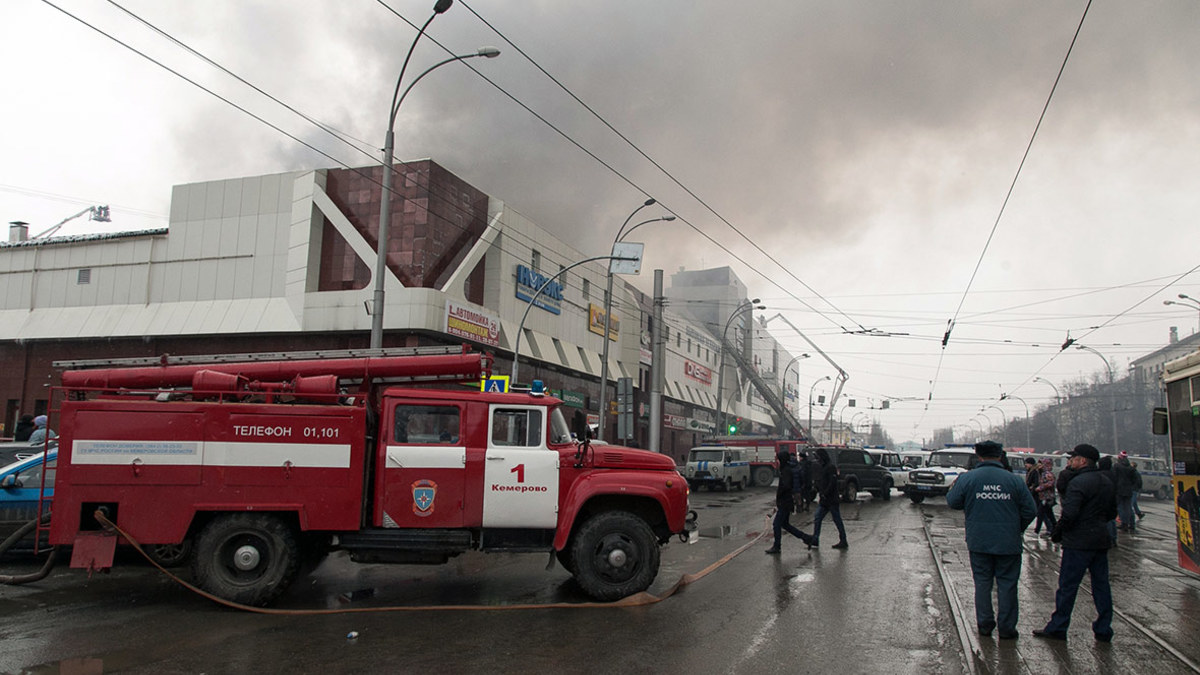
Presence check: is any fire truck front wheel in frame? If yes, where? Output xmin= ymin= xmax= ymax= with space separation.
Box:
xmin=192 ymin=514 xmax=300 ymax=606
xmin=570 ymin=510 xmax=660 ymax=601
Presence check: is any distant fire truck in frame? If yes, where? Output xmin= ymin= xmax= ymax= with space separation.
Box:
xmin=44 ymin=347 xmax=693 ymax=605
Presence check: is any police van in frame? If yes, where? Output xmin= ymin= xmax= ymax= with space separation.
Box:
xmin=684 ymin=446 xmax=751 ymax=491
xmin=867 ymin=448 xmax=909 ymax=490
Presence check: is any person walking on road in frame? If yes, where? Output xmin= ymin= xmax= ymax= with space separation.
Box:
xmin=1098 ymin=456 xmax=1119 ymax=546
xmin=1113 ymin=452 xmax=1137 ymax=533
xmin=1033 ymin=443 xmax=1118 ymax=642
xmin=1034 ymin=458 xmax=1058 ymax=536
xmin=810 ymin=447 xmax=848 ymax=549
xmin=947 ymin=441 xmax=1037 ymax=640
xmin=765 ymin=450 xmax=813 ymax=554
xmin=1130 ymin=461 xmax=1145 ymax=521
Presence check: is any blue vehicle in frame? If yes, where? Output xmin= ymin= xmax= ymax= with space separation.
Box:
xmin=0 ymin=449 xmax=55 ymax=551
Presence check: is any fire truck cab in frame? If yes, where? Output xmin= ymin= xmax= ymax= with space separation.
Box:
xmin=46 ymin=348 xmax=693 ymax=605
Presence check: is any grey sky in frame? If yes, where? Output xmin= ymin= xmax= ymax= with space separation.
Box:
xmin=3 ymin=1 xmax=1198 ymax=444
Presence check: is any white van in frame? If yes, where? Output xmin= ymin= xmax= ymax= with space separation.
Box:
xmin=684 ymin=446 xmax=751 ymax=491
xmin=868 ymin=449 xmax=909 ymax=490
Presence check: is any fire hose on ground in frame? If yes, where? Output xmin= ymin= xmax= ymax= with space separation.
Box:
xmin=0 ymin=514 xmax=59 ymax=585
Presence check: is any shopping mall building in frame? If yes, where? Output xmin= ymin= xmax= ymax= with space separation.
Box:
xmin=0 ymin=159 xmax=803 ymax=463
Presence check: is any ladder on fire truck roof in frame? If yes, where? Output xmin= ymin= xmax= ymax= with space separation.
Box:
xmin=52 ymin=345 xmax=473 ymax=370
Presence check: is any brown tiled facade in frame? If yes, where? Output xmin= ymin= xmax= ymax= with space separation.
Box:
xmin=319 ymin=161 xmax=489 ymax=296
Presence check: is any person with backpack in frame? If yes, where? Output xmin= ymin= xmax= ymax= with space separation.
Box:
xmin=765 ymin=449 xmax=814 ymax=554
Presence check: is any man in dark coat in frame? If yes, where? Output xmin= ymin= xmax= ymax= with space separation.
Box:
xmin=765 ymin=450 xmax=813 ymax=554
xmin=1033 ymin=444 xmax=1118 ymax=642
xmin=810 ymin=447 xmax=848 ymax=549
xmin=1113 ymin=452 xmax=1137 ymax=533
xmin=947 ymin=441 xmax=1037 ymax=639
xmin=13 ymin=414 xmax=35 ymax=442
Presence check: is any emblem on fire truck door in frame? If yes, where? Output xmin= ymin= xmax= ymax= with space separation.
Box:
xmin=412 ymin=479 xmax=438 ymax=516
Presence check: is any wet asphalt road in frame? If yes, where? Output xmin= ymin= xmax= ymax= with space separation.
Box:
xmin=1 ymin=487 xmax=1195 ymax=674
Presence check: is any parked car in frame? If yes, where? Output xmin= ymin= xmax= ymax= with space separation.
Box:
xmin=0 ymin=450 xmax=55 ymax=552
xmin=812 ymin=446 xmax=892 ymax=502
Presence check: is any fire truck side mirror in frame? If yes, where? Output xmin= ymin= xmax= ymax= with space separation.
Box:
xmin=1152 ymin=407 xmax=1168 ymax=436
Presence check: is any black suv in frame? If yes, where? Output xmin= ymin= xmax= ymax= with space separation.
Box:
xmin=809 ymin=446 xmax=893 ymax=502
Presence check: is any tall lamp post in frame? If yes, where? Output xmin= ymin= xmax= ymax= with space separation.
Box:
xmin=808 ymin=375 xmax=831 ymax=442
xmin=780 ymin=353 xmax=810 ymax=415
xmin=715 ymin=299 xmax=764 ymax=434
xmin=968 ymin=418 xmax=984 ymax=439
xmin=976 ymin=411 xmax=993 ymax=439
xmin=597 ymin=201 xmax=672 ymax=440
xmin=1075 ymin=344 xmax=1119 ymax=453
xmin=1033 ymin=376 xmax=1064 ymax=450
xmin=1000 ymin=393 xmax=1030 ymax=448
xmin=370 ymin=1 xmax=499 ymax=349
xmin=511 ymin=254 xmax=638 ymax=385
xmin=1164 ymin=294 xmax=1200 ymax=333
xmin=986 ymin=405 xmax=1008 ymax=447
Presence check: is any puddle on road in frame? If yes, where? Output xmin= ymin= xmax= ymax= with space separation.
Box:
xmin=698 ymin=525 xmax=741 ymax=539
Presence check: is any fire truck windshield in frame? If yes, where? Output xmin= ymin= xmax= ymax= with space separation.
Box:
xmin=550 ymin=407 xmax=573 ymax=444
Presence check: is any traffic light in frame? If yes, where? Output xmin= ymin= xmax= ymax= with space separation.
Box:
xmin=728 ymin=416 xmax=743 ymax=434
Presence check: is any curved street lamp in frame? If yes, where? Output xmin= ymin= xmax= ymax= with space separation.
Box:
xmin=369 ymin=4 xmax=500 ymax=348
xmin=715 ymin=299 xmax=764 ymax=433
xmin=597 ymin=201 xmax=672 ymax=440
xmin=986 ymin=405 xmax=1008 ymax=447
xmin=1074 ymin=344 xmax=1119 ymax=452
xmin=1000 ymin=393 xmax=1030 ymax=448
xmin=511 ymin=254 xmax=637 ymax=385
xmin=1033 ymin=376 xmax=1064 ymax=450
xmin=781 ymin=353 xmax=810 ymax=411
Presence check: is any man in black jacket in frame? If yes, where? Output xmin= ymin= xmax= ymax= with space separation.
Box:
xmin=1033 ymin=444 xmax=1118 ymax=642
xmin=765 ymin=450 xmax=814 ymax=554
xmin=810 ymin=447 xmax=848 ymax=549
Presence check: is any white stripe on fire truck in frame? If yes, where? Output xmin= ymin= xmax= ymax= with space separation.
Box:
xmin=70 ymin=439 xmax=351 ymax=468
xmin=386 ymin=446 xmax=467 ymax=469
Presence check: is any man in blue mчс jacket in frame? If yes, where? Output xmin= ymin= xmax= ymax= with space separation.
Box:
xmin=947 ymin=440 xmax=1038 ymax=640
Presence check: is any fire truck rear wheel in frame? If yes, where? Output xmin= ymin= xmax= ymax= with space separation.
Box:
xmin=570 ymin=510 xmax=660 ymax=601
xmin=753 ymin=467 xmax=775 ymax=487
xmin=192 ymin=514 xmax=300 ymax=606
xmin=145 ymin=541 xmax=192 ymax=568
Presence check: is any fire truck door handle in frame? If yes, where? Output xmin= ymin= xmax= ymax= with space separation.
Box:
xmin=487 ymin=456 xmax=505 ymax=461
xmin=283 ymin=460 xmax=294 ymax=479
xmin=131 ymin=458 xmax=143 ymax=478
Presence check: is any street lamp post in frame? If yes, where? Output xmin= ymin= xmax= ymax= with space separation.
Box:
xmin=1000 ymin=393 xmax=1030 ymax=448
xmin=715 ymin=299 xmax=764 ymax=434
xmin=1033 ymin=376 xmax=1064 ymax=450
xmin=808 ymin=375 xmax=831 ymax=442
xmin=780 ymin=353 xmax=810 ymax=414
xmin=1075 ymin=344 xmax=1120 ymax=453
xmin=597 ymin=201 xmax=672 ymax=441
xmin=369 ymin=2 xmax=499 ymax=349
xmin=976 ymin=411 xmax=993 ymax=438
xmin=1164 ymin=294 xmax=1200 ymax=333
xmin=968 ymin=418 xmax=984 ymax=438
xmin=511 ymin=254 xmax=638 ymax=385
xmin=986 ymin=405 xmax=1008 ymax=447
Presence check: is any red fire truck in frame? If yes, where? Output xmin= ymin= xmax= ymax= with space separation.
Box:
xmin=45 ymin=347 xmax=693 ymax=605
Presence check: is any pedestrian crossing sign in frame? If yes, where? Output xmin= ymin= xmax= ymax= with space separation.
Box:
xmin=481 ymin=376 xmax=510 ymax=393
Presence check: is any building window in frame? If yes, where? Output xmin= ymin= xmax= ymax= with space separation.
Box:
xmin=77 ymin=268 xmax=91 ymax=285
xmin=583 ymin=279 xmax=590 ymax=299
xmin=531 ymin=250 xmax=542 ymax=272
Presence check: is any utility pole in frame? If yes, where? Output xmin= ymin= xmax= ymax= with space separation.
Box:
xmin=648 ymin=270 xmax=665 ymax=454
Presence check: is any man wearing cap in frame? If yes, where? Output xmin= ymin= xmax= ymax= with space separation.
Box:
xmin=1033 ymin=443 xmax=1118 ymax=642
xmin=947 ymin=440 xmax=1038 ymax=639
